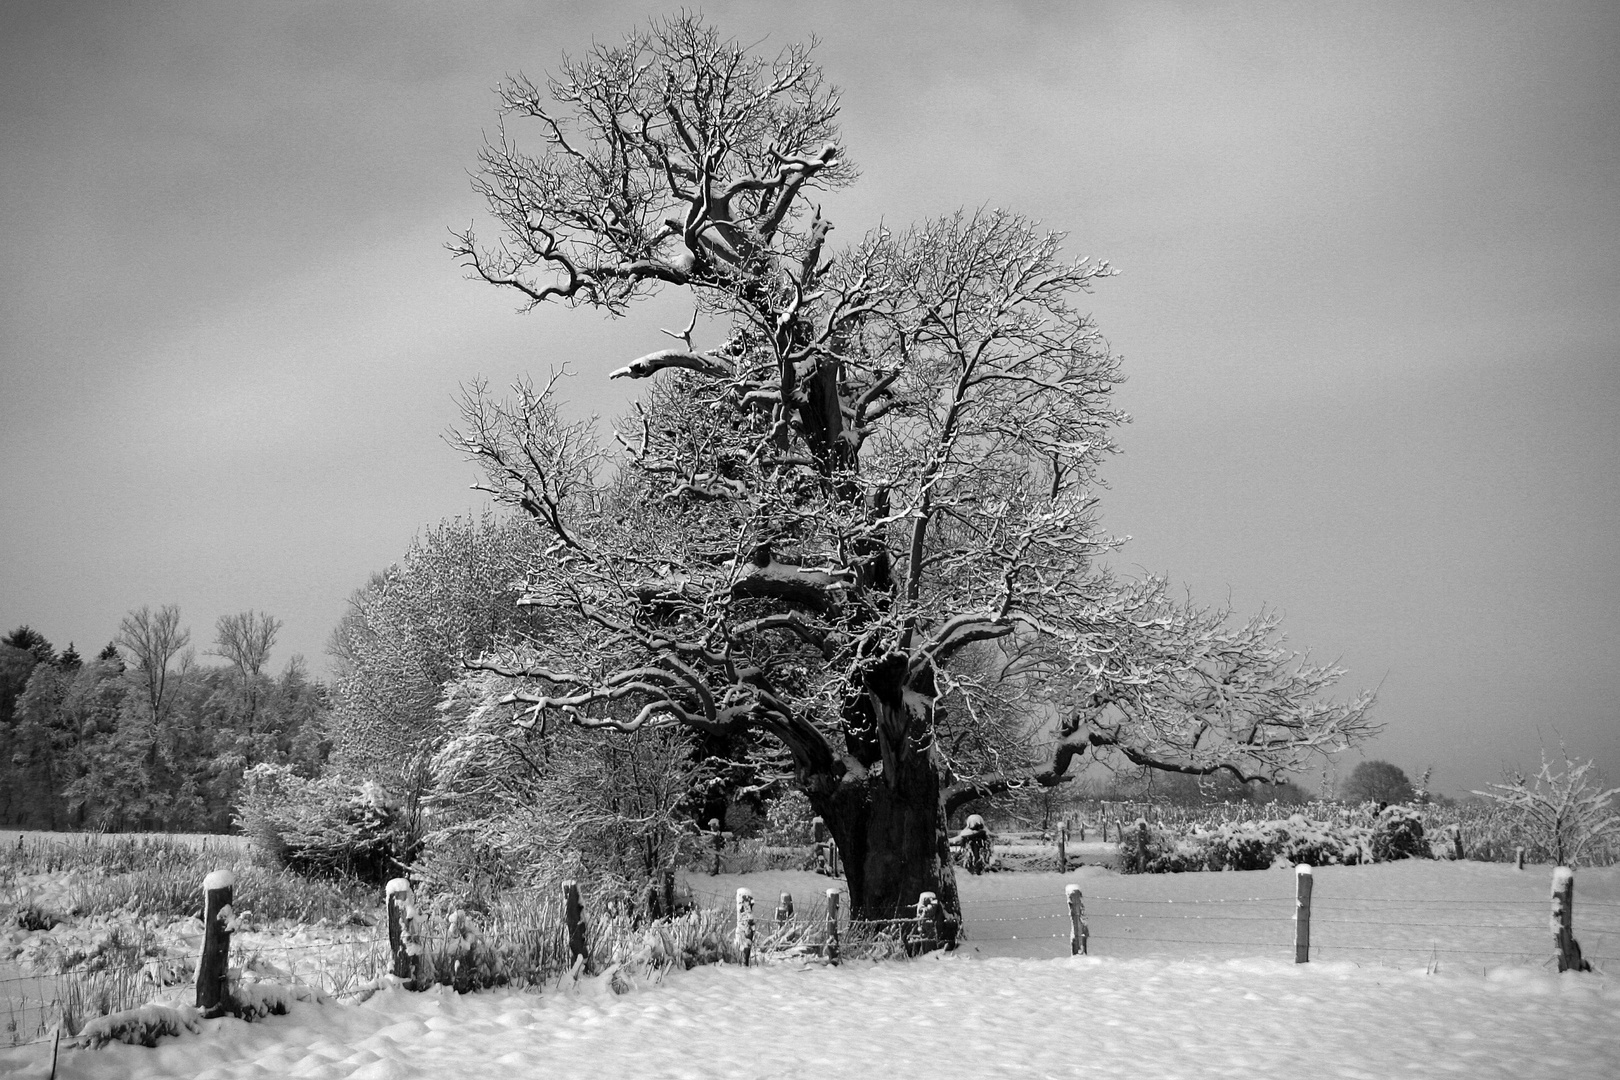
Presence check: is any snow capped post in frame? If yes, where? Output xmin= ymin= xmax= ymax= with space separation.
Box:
xmin=735 ymin=888 xmax=755 ymax=966
xmin=1066 ymin=884 xmax=1088 ymax=956
xmin=824 ymin=888 xmax=841 ymax=963
xmin=710 ymin=818 xmax=724 ymax=876
xmin=1551 ymin=867 xmax=1592 ymax=972
xmin=775 ymin=892 xmax=794 ymax=924
xmin=564 ymin=879 xmax=588 ymax=972
xmin=1134 ymin=818 xmax=1149 ymax=873
xmin=915 ymin=891 xmax=943 ymax=953
xmin=196 ymin=868 xmax=234 ymax=1014
xmin=1056 ymin=819 xmax=1069 ymax=873
xmin=1293 ymin=865 xmax=1313 ymax=964
xmin=385 ymin=878 xmax=421 ymax=989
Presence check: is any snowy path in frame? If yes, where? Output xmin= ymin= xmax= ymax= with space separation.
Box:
xmin=12 ymin=955 xmax=1619 ymax=1080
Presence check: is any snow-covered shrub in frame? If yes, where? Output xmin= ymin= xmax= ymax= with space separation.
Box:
xmin=419 ymin=671 xmax=711 ymax=902
xmin=235 ymin=763 xmax=416 ymax=886
xmin=77 ymin=1003 xmax=201 ymax=1049
xmin=764 ymin=789 xmax=817 ymax=846
xmin=1121 ymin=814 xmax=1370 ymax=873
xmin=1370 ymin=805 xmax=1430 ymax=862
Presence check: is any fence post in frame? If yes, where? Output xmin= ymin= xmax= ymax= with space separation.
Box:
xmin=1056 ymin=819 xmax=1068 ymax=873
xmin=824 ymin=888 xmax=841 ymax=963
xmin=913 ymin=891 xmax=943 ymax=954
xmin=1515 ymin=846 xmax=1525 ymax=870
xmin=196 ymin=869 xmax=234 ymax=1014
xmin=1451 ymin=826 xmax=1465 ymax=861
xmin=1078 ymin=819 xmax=1086 ymax=843
xmin=1065 ymin=884 xmax=1088 ymax=956
xmin=1294 ymin=865 xmax=1313 ymax=964
xmin=1134 ymin=818 xmax=1149 ymax=872
xmin=735 ymin=888 xmax=755 ymax=966
xmin=775 ymin=892 xmax=794 ymax=924
xmin=663 ymin=867 xmax=676 ymax=915
xmin=386 ymin=878 xmax=422 ymax=989
xmin=643 ymin=881 xmax=662 ymax=922
xmin=564 ymin=879 xmax=588 ymax=972
xmin=710 ymin=818 xmax=724 ymax=876
xmin=1552 ymin=867 xmax=1591 ymax=973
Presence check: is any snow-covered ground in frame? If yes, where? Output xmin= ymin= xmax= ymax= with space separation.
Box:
xmin=5 ymin=953 xmax=1618 ymax=1079
xmin=4 ymin=860 xmax=1617 ymax=1079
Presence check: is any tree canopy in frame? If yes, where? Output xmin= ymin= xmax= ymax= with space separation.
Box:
xmin=446 ymin=14 xmax=1376 ymax=918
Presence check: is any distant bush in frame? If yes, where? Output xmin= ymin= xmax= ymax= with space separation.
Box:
xmin=1370 ymin=805 xmax=1431 ymax=862
xmin=235 ymin=763 xmax=417 ymax=886
xmin=1115 ymin=812 xmax=1431 ymax=874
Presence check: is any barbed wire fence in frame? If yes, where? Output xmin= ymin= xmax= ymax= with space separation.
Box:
xmin=8 ymin=869 xmax=1617 ymax=1055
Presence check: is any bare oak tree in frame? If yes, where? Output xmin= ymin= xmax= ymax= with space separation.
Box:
xmin=117 ymin=605 xmax=190 ymax=722
xmin=213 ymin=611 xmax=282 ymax=723
xmin=450 ymin=15 xmax=1376 ymax=921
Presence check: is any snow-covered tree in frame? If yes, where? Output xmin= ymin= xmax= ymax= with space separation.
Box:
xmin=449 ymin=14 xmax=1377 ymax=922
xmin=1475 ymin=750 xmax=1619 ymax=866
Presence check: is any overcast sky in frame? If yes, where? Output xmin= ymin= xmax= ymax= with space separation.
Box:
xmin=2 ymin=1 xmax=1615 ymax=796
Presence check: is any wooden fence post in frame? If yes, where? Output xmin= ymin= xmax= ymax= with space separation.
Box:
xmin=563 ymin=879 xmax=588 ymax=972
xmin=775 ymin=892 xmax=794 ymax=924
xmin=1294 ymin=865 xmax=1313 ymax=964
xmin=663 ymin=867 xmax=676 ymax=916
xmin=1451 ymin=826 xmax=1465 ymax=861
xmin=1134 ymin=818 xmax=1149 ymax=872
xmin=196 ymin=869 xmax=233 ymax=1014
xmin=709 ymin=819 xmax=724 ymax=876
xmin=1078 ymin=819 xmax=1086 ymax=843
xmin=1056 ymin=819 xmax=1069 ymax=873
xmin=824 ymin=888 xmax=841 ymax=963
xmin=913 ymin=891 xmax=943 ymax=953
xmin=643 ymin=881 xmax=662 ymax=922
xmin=1066 ymin=884 xmax=1088 ymax=956
xmin=735 ymin=888 xmax=755 ymax=966
xmin=1515 ymin=846 xmax=1525 ymax=870
xmin=1552 ymin=867 xmax=1591 ymax=972
xmin=385 ymin=877 xmax=422 ymax=989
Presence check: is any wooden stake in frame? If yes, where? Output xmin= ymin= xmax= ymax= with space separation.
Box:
xmin=1066 ymin=884 xmax=1088 ymax=956
xmin=710 ymin=819 xmax=723 ymax=876
xmin=1552 ymin=867 xmax=1591 ymax=973
xmin=775 ymin=892 xmax=794 ymax=924
xmin=385 ymin=878 xmax=421 ymax=989
xmin=662 ymin=867 xmax=676 ymax=916
xmin=735 ymin=888 xmax=755 ymax=966
xmin=824 ymin=888 xmax=841 ymax=963
xmin=563 ymin=879 xmax=588 ymax=972
xmin=643 ymin=881 xmax=662 ymax=922
xmin=1515 ymin=846 xmax=1525 ymax=870
xmin=1056 ymin=819 xmax=1069 ymax=873
xmin=1134 ymin=818 xmax=1149 ymax=872
xmin=915 ymin=891 xmax=943 ymax=953
xmin=1294 ymin=865 xmax=1313 ymax=964
xmin=196 ymin=869 xmax=234 ymax=1014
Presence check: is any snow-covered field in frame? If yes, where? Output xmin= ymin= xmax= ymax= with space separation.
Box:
xmin=5 ymin=859 xmax=1618 ymax=1079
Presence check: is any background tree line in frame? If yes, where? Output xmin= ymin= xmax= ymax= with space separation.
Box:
xmin=0 ymin=610 xmax=329 ymax=832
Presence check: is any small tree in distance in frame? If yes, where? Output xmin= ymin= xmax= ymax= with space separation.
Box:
xmin=1475 ymin=750 xmax=1619 ymax=867
xmin=1340 ymin=760 xmax=1415 ymax=805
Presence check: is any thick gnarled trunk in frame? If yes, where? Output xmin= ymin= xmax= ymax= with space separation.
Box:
xmin=811 ymin=657 xmax=960 ymax=929
xmin=821 ymin=749 xmax=960 ymax=923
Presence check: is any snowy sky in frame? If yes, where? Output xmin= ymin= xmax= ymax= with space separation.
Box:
xmin=1 ymin=1 xmax=1615 ymax=796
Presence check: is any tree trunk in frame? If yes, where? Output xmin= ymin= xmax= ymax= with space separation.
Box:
xmin=813 ymin=657 xmax=961 ymax=928
xmin=822 ymin=749 xmax=961 ymax=924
